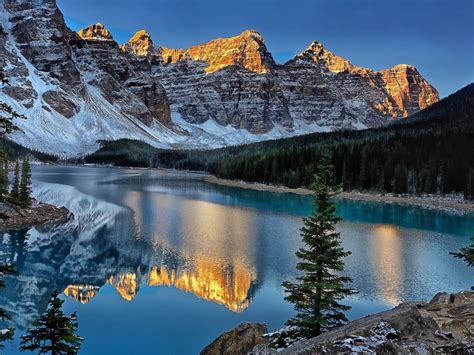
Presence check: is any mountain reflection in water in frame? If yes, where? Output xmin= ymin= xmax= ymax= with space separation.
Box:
xmin=0 ymin=178 xmax=259 ymax=330
xmin=64 ymin=260 xmax=256 ymax=312
xmin=0 ymin=166 xmax=472 ymax=352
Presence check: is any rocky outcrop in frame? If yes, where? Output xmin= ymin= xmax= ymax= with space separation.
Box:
xmin=278 ymin=291 xmax=473 ymax=354
xmin=120 ymin=29 xmax=162 ymax=60
xmin=202 ymin=291 xmax=473 ymax=354
xmin=171 ymin=30 xmax=274 ymax=74
xmin=77 ymin=22 xmax=113 ymax=41
xmin=201 ymin=323 xmax=269 ymax=355
xmin=75 ymin=23 xmax=171 ymax=126
xmin=0 ymin=199 xmax=70 ymax=229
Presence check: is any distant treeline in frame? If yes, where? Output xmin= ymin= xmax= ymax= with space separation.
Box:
xmin=81 ymin=84 xmax=474 ymax=199
xmin=0 ymin=138 xmax=58 ymax=162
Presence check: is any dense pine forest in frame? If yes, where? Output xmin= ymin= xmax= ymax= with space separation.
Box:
xmin=0 ymin=138 xmax=57 ymax=162
xmin=85 ymin=84 xmax=473 ymax=198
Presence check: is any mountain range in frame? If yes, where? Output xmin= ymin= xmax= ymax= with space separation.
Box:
xmin=0 ymin=0 xmax=439 ymax=156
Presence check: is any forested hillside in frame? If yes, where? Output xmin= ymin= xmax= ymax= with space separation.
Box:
xmin=0 ymin=138 xmax=57 ymax=162
xmin=85 ymin=84 xmax=474 ymax=198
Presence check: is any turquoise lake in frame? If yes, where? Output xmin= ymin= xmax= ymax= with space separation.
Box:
xmin=1 ymin=165 xmax=473 ymax=354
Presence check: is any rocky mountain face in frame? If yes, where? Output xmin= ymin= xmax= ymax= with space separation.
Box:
xmin=2 ymin=1 xmax=170 ymax=128
xmin=121 ymin=28 xmax=438 ymax=133
xmin=0 ymin=0 xmax=439 ymax=155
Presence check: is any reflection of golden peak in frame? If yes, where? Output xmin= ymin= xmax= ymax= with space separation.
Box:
xmin=64 ymin=285 xmax=100 ymax=304
xmin=107 ymin=273 xmax=138 ymax=301
xmin=372 ymin=224 xmax=402 ymax=306
xmin=374 ymin=225 xmax=399 ymax=238
xmin=148 ymin=260 xmax=255 ymax=312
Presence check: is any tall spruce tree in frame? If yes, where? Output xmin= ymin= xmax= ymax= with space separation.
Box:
xmin=282 ymin=156 xmax=355 ymax=338
xmin=19 ymin=158 xmax=31 ymax=207
xmin=0 ymin=263 xmax=15 ymax=348
xmin=9 ymin=161 xmax=20 ymax=204
xmin=20 ymin=291 xmax=83 ymax=355
xmin=0 ymin=152 xmax=8 ymax=201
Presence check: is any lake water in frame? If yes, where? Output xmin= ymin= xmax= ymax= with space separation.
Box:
xmin=1 ymin=165 xmax=473 ymax=354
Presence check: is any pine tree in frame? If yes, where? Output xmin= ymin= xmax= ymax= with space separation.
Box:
xmin=377 ymin=168 xmax=385 ymax=193
xmin=393 ymin=163 xmax=408 ymax=195
xmin=358 ymin=149 xmax=368 ymax=190
xmin=282 ymin=156 xmax=356 ymax=338
xmin=450 ymin=237 xmax=474 ymax=267
xmin=9 ymin=161 xmax=20 ymax=204
xmin=19 ymin=158 xmax=31 ymax=207
xmin=0 ymin=152 xmax=8 ymax=201
xmin=341 ymin=160 xmax=348 ymax=191
xmin=0 ymin=263 xmax=15 ymax=348
xmin=10 ymin=160 xmax=20 ymax=204
xmin=20 ymin=291 xmax=83 ymax=355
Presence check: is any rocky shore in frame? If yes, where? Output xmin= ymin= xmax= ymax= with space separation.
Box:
xmin=201 ymin=291 xmax=473 ymax=354
xmin=0 ymin=199 xmax=70 ymax=229
xmin=205 ymin=176 xmax=474 ymax=213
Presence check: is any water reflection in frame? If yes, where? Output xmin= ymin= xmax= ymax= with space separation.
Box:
xmin=0 ymin=179 xmax=260 ymax=331
xmin=64 ymin=285 xmax=100 ymax=304
xmin=64 ymin=260 xmax=256 ymax=312
xmin=0 ymin=166 xmax=472 ymax=341
xmin=148 ymin=260 xmax=255 ymax=312
xmin=371 ymin=225 xmax=403 ymax=305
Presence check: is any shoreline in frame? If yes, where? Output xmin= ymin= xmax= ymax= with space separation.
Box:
xmin=33 ymin=164 xmax=474 ymax=213
xmin=205 ymin=176 xmax=474 ymax=213
xmin=0 ymin=199 xmax=71 ymax=230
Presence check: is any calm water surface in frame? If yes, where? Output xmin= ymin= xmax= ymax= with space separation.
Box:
xmin=1 ymin=165 xmax=473 ymax=354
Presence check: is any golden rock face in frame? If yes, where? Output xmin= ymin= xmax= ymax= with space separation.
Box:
xmin=185 ymin=30 xmax=273 ymax=74
xmin=77 ymin=23 xmax=114 ymax=41
xmin=122 ymin=29 xmax=153 ymax=57
xmin=379 ymin=64 xmax=439 ymax=116
xmin=304 ymin=41 xmax=355 ymax=73
xmin=300 ymin=41 xmax=439 ymax=118
xmin=125 ymin=29 xmax=274 ymax=74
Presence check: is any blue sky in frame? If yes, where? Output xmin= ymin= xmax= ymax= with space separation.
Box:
xmin=58 ymin=0 xmax=473 ymax=98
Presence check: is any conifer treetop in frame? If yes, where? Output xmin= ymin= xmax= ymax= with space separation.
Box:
xmin=20 ymin=291 xmax=83 ymax=354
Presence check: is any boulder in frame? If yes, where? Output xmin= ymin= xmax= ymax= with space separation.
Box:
xmin=201 ymin=323 xmax=269 ymax=355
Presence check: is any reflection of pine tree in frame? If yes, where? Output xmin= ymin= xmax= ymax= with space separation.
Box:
xmin=0 ymin=263 xmax=15 ymax=348
xmin=6 ymin=229 xmax=29 ymax=272
xmin=282 ymin=156 xmax=355 ymax=338
xmin=20 ymin=291 xmax=83 ymax=354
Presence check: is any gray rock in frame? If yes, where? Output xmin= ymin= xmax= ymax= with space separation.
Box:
xmin=278 ymin=292 xmax=474 ymax=354
xmin=201 ymin=323 xmax=269 ymax=355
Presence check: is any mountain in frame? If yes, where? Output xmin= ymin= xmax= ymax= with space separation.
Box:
xmin=0 ymin=0 xmax=438 ymax=156
xmin=86 ymin=84 xmax=474 ymax=198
